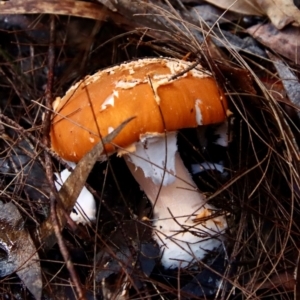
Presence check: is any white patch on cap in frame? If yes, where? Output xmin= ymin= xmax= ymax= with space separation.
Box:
xmin=152 ymin=74 xmax=170 ymax=80
xmin=113 ymin=90 xmax=119 ymax=98
xmin=100 ymin=94 xmax=114 ymax=111
xmin=195 ymin=99 xmax=203 ymax=125
xmin=66 ymin=78 xmax=83 ymax=93
xmin=148 ymin=60 xmax=210 ymax=106
xmin=165 ymin=59 xmax=210 ymax=79
xmin=52 ymin=97 xmax=62 ymax=111
xmin=108 ymin=127 xmax=114 ymax=134
xmin=147 ymin=76 xmax=169 ymax=105
xmin=115 ymin=79 xmax=143 ymax=89
xmin=126 ymin=132 xmax=178 ymax=186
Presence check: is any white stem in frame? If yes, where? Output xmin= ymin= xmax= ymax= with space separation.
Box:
xmin=125 ymin=152 xmax=226 ymax=269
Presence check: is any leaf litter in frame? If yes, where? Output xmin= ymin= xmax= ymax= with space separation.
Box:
xmin=0 ymin=0 xmax=299 ymax=299
xmin=0 ymin=201 xmax=42 ymax=300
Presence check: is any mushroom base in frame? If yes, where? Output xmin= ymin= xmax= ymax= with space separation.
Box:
xmin=125 ymin=151 xmax=227 ymax=269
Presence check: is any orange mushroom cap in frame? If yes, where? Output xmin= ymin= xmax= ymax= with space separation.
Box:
xmin=51 ymin=58 xmax=228 ymax=162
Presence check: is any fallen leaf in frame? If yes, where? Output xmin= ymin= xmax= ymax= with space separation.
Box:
xmin=256 ymin=0 xmax=300 ymax=29
xmin=267 ymin=51 xmax=300 ymax=119
xmin=204 ymin=0 xmax=300 ymax=29
xmin=0 ymin=0 xmax=107 ymax=20
xmin=215 ymin=63 xmax=257 ymax=95
xmin=247 ymin=23 xmax=300 ymax=65
xmin=203 ymin=0 xmax=263 ymax=16
xmin=190 ymin=3 xmax=241 ymax=25
xmin=0 ymin=201 xmax=42 ymax=300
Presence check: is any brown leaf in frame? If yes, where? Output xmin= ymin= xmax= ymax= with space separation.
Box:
xmin=0 ymin=0 xmax=107 ymax=20
xmin=256 ymin=0 xmax=300 ymax=29
xmin=204 ymin=0 xmax=300 ymax=29
xmin=247 ymin=23 xmax=300 ymax=65
xmin=0 ymin=201 xmax=42 ymax=300
xmin=216 ymin=63 xmax=257 ymax=95
xmin=203 ymin=0 xmax=263 ymax=16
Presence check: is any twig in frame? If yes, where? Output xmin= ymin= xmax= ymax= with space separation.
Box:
xmin=43 ymin=16 xmax=85 ymax=299
xmin=0 ymin=113 xmax=64 ymax=164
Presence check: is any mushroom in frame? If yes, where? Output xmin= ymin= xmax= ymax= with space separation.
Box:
xmin=50 ymin=57 xmax=228 ymax=268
